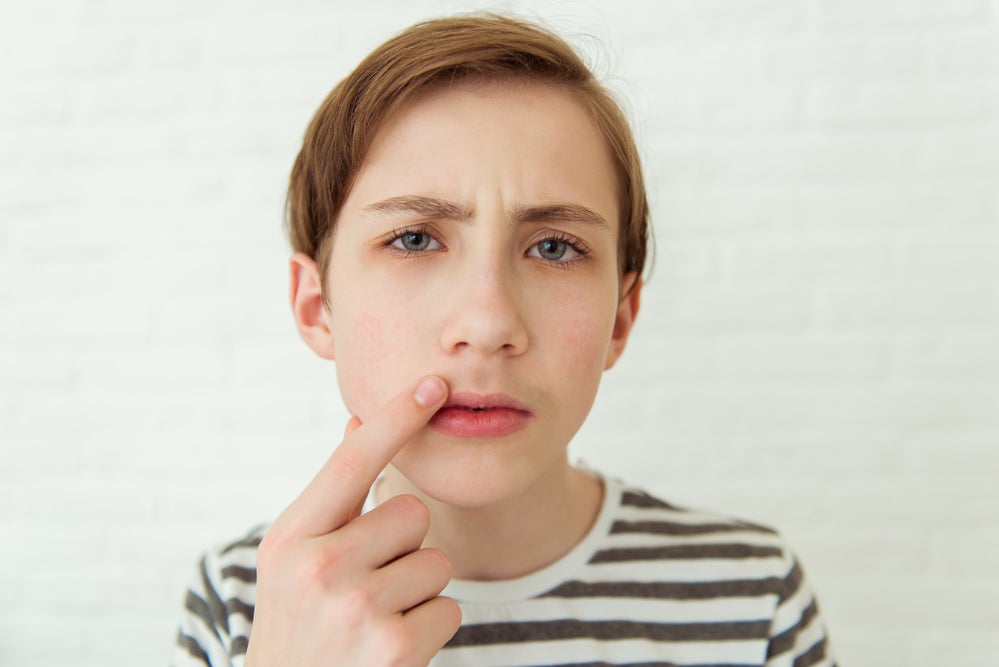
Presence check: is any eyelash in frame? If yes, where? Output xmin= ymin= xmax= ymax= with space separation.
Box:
xmin=528 ymin=231 xmax=590 ymax=268
xmin=381 ymin=224 xmax=591 ymax=266
xmin=381 ymin=225 xmax=445 ymax=258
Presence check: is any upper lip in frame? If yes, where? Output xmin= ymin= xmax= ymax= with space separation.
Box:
xmin=443 ymin=392 xmax=530 ymax=412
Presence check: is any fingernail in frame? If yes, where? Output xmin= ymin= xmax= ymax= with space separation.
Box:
xmin=414 ymin=376 xmax=446 ymax=407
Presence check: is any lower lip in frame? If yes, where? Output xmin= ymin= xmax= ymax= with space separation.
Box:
xmin=429 ymin=407 xmax=532 ymax=438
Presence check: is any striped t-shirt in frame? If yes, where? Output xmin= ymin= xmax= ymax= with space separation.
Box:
xmin=172 ymin=474 xmax=836 ymax=667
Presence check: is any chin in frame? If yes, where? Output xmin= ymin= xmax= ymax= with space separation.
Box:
xmin=389 ymin=435 xmax=563 ymax=510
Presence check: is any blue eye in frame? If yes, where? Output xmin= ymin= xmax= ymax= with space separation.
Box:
xmin=400 ymin=233 xmax=430 ymax=251
xmin=529 ymin=238 xmax=581 ymax=262
xmin=391 ymin=231 xmax=441 ymax=253
xmin=538 ymin=239 xmax=566 ymax=260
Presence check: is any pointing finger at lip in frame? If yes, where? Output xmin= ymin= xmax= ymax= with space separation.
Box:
xmin=275 ymin=375 xmax=448 ymax=538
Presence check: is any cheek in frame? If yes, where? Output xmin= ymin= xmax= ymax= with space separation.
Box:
xmin=551 ymin=296 xmax=616 ymax=375
xmin=546 ymin=306 xmax=614 ymax=430
xmin=560 ymin=324 xmax=610 ymax=379
xmin=335 ymin=308 xmax=410 ymax=419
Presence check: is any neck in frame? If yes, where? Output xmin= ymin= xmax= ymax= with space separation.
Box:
xmin=377 ymin=459 xmax=603 ymax=581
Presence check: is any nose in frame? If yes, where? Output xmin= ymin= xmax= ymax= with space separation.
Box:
xmin=438 ymin=263 xmax=529 ymax=357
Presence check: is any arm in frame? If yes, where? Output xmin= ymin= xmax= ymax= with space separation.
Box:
xmin=764 ymin=551 xmax=837 ymax=667
xmin=171 ymin=376 xmax=461 ymax=667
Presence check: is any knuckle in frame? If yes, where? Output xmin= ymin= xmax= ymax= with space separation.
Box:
xmin=292 ymin=557 xmax=329 ymax=594
xmin=311 ymin=538 xmax=354 ymax=572
xmin=256 ymin=529 xmax=292 ymax=571
xmin=338 ymin=585 xmax=379 ymax=622
xmin=286 ymin=538 xmax=355 ymax=593
xmin=374 ymin=621 xmax=420 ymax=666
xmin=328 ymin=448 xmax=366 ymax=484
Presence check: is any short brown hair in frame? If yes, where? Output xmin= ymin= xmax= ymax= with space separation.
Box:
xmin=286 ymin=14 xmax=649 ymax=307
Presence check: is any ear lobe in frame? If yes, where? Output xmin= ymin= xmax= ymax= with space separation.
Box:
xmin=604 ymin=272 xmax=642 ymax=371
xmin=289 ymin=252 xmax=334 ymax=360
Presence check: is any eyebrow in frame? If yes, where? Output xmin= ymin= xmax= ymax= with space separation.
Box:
xmin=514 ymin=203 xmax=610 ymax=230
xmin=363 ymin=195 xmax=472 ymax=220
xmin=363 ymin=195 xmax=610 ymax=230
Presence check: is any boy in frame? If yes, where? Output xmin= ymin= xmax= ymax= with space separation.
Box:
xmin=173 ymin=14 xmax=835 ymax=667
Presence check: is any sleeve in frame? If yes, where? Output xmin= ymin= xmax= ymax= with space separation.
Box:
xmin=763 ymin=550 xmax=837 ymax=667
xmin=169 ymin=553 xmax=242 ymax=667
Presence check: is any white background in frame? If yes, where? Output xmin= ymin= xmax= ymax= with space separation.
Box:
xmin=1 ymin=0 xmax=997 ymax=665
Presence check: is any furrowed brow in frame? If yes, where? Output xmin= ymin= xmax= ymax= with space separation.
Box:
xmin=363 ymin=195 xmax=473 ymax=220
xmin=515 ymin=203 xmax=611 ymax=231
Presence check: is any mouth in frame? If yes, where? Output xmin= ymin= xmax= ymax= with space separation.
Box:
xmin=430 ymin=392 xmax=532 ymax=438
xmin=442 ymin=392 xmax=530 ymax=412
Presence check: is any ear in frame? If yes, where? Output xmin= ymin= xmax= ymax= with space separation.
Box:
xmin=604 ymin=271 xmax=642 ymax=371
xmin=289 ymin=252 xmax=334 ymax=360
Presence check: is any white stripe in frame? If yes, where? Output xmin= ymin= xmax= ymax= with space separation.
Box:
xmin=213 ymin=544 xmax=259 ymax=570
xmin=766 ymin=609 xmax=831 ymax=666
xmin=174 ymin=599 xmax=232 ymax=667
xmin=615 ymin=503 xmax=765 ymax=526
xmin=433 ymin=636 xmax=769 ymax=667
xmin=215 ymin=577 xmax=258 ymax=609
xmin=576 ymin=556 xmax=786 ymax=582
xmin=793 ymin=615 xmax=834 ymax=666
xmin=456 ymin=595 xmax=778 ymax=625
xmin=770 ymin=567 xmax=813 ymax=636
xmin=602 ymin=527 xmax=786 ymax=550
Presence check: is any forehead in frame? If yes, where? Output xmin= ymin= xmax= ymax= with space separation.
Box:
xmin=346 ymin=80 xmax=620 ymax=227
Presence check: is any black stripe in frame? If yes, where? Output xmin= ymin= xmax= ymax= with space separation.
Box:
xmin=621 ymin=490 xmax=680 ymax=510
xmin=221 ymin=565 xmax=257 ymax=583
xmin=175 ymin=630 xmax=211 ymax=665
xmin=541 ymin=663 xmax=759 ymax=667
xmin=447 ymin=618 xmax=770 ymax=647
xmin=545 ymin=577 xmax=784 ymax=600
xmin=226 ymin=597 xmax=255 ymax=623
xmin=230 ymin=635 xmax=250 ymax=657
xmin=610 ymin=520 xmax=773 ymax=537
xmin=767 ymin=597 xmax=819 ymax=658
xmin=183 ymin=590 xmax=221 ymax=642
xmin=793 ymin=636 xmax=829 ymax=667
xmin=199 ymin=557 xmax=229 ymax=636
xmin=778 ymin=559 xmax=804 ymax=604
xmin=591 ymin=543 xmax=783 ymax=564
xmin=220 ymin=530 xmax=264 ymax=556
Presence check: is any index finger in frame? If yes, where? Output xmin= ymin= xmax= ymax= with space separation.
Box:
xmin=276 ymin=375 xmax=448 ymax=538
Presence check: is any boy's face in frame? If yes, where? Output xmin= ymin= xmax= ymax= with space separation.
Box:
xmin=305 ymin=80 xmax=639 ymax=507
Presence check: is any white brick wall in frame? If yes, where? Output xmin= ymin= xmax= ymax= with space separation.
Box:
xmin=1 ymin=1 xmax=997 ymax=665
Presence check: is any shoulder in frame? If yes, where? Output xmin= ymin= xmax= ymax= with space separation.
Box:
xmin=613 ymin=483 xmax=785 ymax=549
xmin=197 ymin=523 xmax=267 ymax=609
xmin=199 ymin=523 xmax=267 ymax=580
xmin=207 ymin=523 xmax=268 ymax=565
xmin=598 ymin=480 xmax=803 ymax=592
xmin=608 ymin=483 xmax=836 ymax=665
xmin=173 ymin=524 xmax=267 ymax=666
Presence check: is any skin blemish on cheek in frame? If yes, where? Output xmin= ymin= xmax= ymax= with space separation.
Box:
xmin=558 ymin=297 xmax=618 ymax=367
xmin=355 ymin=311 xmax=392 ymax=355
xmin=337 ymin=310 xmax=397 ymax=418
xmin=560 ymin=329 xmax=603 ymax=370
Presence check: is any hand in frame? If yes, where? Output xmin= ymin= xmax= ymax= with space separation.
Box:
xmin=244 ymin=376 xmax=461 ymax=667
